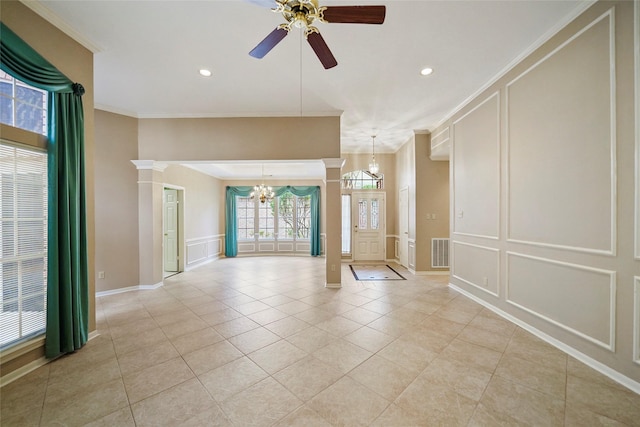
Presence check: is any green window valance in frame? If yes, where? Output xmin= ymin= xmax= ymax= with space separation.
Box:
xmin=225 ymin=185 xmax=321 ymax=257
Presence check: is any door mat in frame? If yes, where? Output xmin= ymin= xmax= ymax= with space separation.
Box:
xmin=349 ymin=264 xmax=406 ymax=281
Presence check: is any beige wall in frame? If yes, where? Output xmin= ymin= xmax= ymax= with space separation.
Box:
xmin=138 ymin=117 xmax=340 ymax=161
xmin=94 ymin=110 xmax=139 ymax=293
xmin=0 ymin=0 xmax=95 ymax=376
xmin=414 ymin=134 xmax=450 ymax=272
xmin=438 ymin=0 xmax=640 ymax=384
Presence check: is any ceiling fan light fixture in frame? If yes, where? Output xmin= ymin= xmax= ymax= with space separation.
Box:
xmin=420 ymin=67 xmax=433 ymax=76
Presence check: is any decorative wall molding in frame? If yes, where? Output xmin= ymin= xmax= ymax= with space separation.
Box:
xmin=452 ymin=91 xmax=501 ymax=240
xmin=432 ymin=1 xmax=595 ymax=132
xmin=186 ymin=235 xmax=223 ymax=266
xmin=430 ymin=126 xmax=450 ymax=150
xmin=505 ymin=9 xmax=616 ymax=256
xmin=505 ymin=252 xmax=616 ymax=351
xmin=449 ymin=282 xmax=640 ymax=395
xmin=451 ymin=240 xmax=500 ymax=297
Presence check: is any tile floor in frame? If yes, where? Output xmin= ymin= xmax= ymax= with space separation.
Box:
xmin=2 ymin=257 xmax=640 ymax=426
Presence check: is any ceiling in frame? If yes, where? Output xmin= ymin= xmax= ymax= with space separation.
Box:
xmin=26 ymin=0 xmax=588 ymax=178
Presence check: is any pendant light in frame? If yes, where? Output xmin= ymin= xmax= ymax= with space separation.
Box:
xmin=369 ymin=135 xmax=380 ymax=175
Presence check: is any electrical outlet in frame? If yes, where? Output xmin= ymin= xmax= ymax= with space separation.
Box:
xmin=331 ymin=264 xmax=336 ymax=271
xmin=482 ymin=277 xmax=488 ymax=286
xmin=98 ymin=271 xmax=105 ymax=279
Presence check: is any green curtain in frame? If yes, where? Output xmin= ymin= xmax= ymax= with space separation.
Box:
xmin=1 ymin=23 xmax=89 ymax=358
xmin=224 ymin=186 xmax=254 ymax=257
xmin=225 ymin=185 xmax=321 ymax=257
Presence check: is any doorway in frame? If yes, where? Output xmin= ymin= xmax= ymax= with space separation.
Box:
xmin=352 ymin=191 xmax=385 ymax=261
xmin=163 ymin=187 xmax=183 ymax=278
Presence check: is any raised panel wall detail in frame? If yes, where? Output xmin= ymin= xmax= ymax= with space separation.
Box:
xmin=453 ymin=93 xmax=500 ymax=239
xmin=507 ymin=12 xmax=615 ymax=254
xmin=506 ymin=252 xmax=616 ymax=350
xmin=187 ymin=236 xmax=223 ymax=266
xmin=452 ymin=241 xmax=499 ymax=297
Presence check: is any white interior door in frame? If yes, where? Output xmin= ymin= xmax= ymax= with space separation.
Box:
xmin=163 ymin=188 xmax=179 ymax=272
xmin=352 ymin=192 xmax=385 ymax=261
xmin=399 ymin=187 xmax=409 ymax=267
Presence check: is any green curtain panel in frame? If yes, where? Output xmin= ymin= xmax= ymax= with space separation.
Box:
xmin=225 ymin=185 xmax=321 ymax=257
xmin=1 ymin=22 xmax=89 ymax=358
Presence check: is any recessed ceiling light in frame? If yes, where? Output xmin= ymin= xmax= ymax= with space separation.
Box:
xmin=420 ymin=67 xmax=433 ymax=76
xmin=199 ymin=69 xmax=212 ymax=77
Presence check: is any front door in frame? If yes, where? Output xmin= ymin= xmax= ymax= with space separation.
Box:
xmin=352 ymin=192 xmax=385 ymax=261
xmin=163 ymin=188 xmax=179 ymax=272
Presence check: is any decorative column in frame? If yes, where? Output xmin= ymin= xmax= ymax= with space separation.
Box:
xmin=323 ymin=158 xmax=345 ymax=288
xmin=131 ymin=160 xmax=168 ymax=287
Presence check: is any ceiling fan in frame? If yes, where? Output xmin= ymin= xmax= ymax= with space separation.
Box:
xmin=249 ymin=0 xmax=386 ymax=69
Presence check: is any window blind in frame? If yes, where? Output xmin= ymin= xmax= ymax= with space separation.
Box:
xmin=0 ymin=142 xmax=47 ymax=349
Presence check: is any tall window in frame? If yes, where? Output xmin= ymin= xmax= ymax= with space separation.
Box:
xmin=0 ymin=71 xmax=48 ymax=135
xmin=0 ymin=142 xmax=48 ymax=349
xmin=236 ymin=197 xmax=254 ymax=240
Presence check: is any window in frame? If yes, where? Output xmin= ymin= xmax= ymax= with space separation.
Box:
xmin=237 ymin=192 xmax=310 ymax=244
xmin=236 ymin=197 xmax=254 ymax=240
xmin=0 ymin=142 xmax=48 ymax=349
xmin=258 ymin=201 xmax=275 ymax=239
xmin=0 ymin=71 xmax=48 ymax=136
xmin=341 ymin=194 xmax=351 ymax=254
xmin=341 ymin=170 xmax=384 ymax=190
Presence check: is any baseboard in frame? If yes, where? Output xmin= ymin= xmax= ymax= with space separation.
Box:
xmin=185 ymin=255 xmax=219 ymax=271
xmin=0 ymin=355 xmax=49 ymax=387
xmin=325 ymin=282 xmax=342 ymax=289
xmin=413 ymin=270 xmax=450 ymax=276
xmin=449 ymin=283 xmax=640 ymax=395
xmin=96 ymin=281 xmax=163 ymax=298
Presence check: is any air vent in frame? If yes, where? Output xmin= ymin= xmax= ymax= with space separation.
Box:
xmin=431 ymin=238 xmax=450 ymax=268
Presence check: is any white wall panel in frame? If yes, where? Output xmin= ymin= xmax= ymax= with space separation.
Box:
xmin=452 ymin=241 xmax=499 ymax=296
xmin=506 ymin=252 xmax=615 ymax=350
xmin=507 ymin=12 xmax=615 ymax=254
xmin=453 ymin=93 xmax=500 ymax=239
xmin=187 ymin=236 xmax=223 ymax=266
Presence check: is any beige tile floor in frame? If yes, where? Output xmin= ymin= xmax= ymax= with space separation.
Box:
xmin=2 ymin=256 xmax=640 ymax=426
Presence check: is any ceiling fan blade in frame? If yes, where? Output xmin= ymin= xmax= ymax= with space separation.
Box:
xmin=307 ymin=31 xmax=337 ymax=69
xmin=249 ymin=27 xmax=289 ymax=59
xmin=321 ymin=6 xmax=386 ymax=24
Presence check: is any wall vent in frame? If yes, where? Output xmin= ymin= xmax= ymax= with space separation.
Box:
xmin=431 ymin=238 xmax=450 ymax=268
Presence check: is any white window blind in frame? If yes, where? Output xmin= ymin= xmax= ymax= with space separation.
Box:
xmin=0 ymin=142 xmax=48 ymax=349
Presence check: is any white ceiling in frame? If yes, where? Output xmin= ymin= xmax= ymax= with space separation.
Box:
xmin=26 ymin=0 xmax=588 ymax=178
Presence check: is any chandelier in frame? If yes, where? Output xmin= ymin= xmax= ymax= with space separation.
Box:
xmin=250 ymin=165 xmax=275 ymax=204
xmin=369 ymin=135 xmax=380 ymax=175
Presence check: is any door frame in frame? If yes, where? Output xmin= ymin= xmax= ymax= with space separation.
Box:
xmin=163 ymin=184 xmax=185 ymax=275
xmin=352 ymin=191 xmax=386 ymax=262
xmin=399 ymin=186 xmax=409 ymax=268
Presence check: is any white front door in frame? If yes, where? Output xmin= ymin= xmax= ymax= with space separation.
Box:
xmin=163 ymin=188 xmax=179 ymax=272
xmin=352 ymin=192 xmax=385 ymax=261
xmin=399 ymin=187 xmax=409 ymax=267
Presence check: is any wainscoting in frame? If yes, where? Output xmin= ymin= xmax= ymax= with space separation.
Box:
xmin=186 ymin=235 xmax=224 ymax=268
